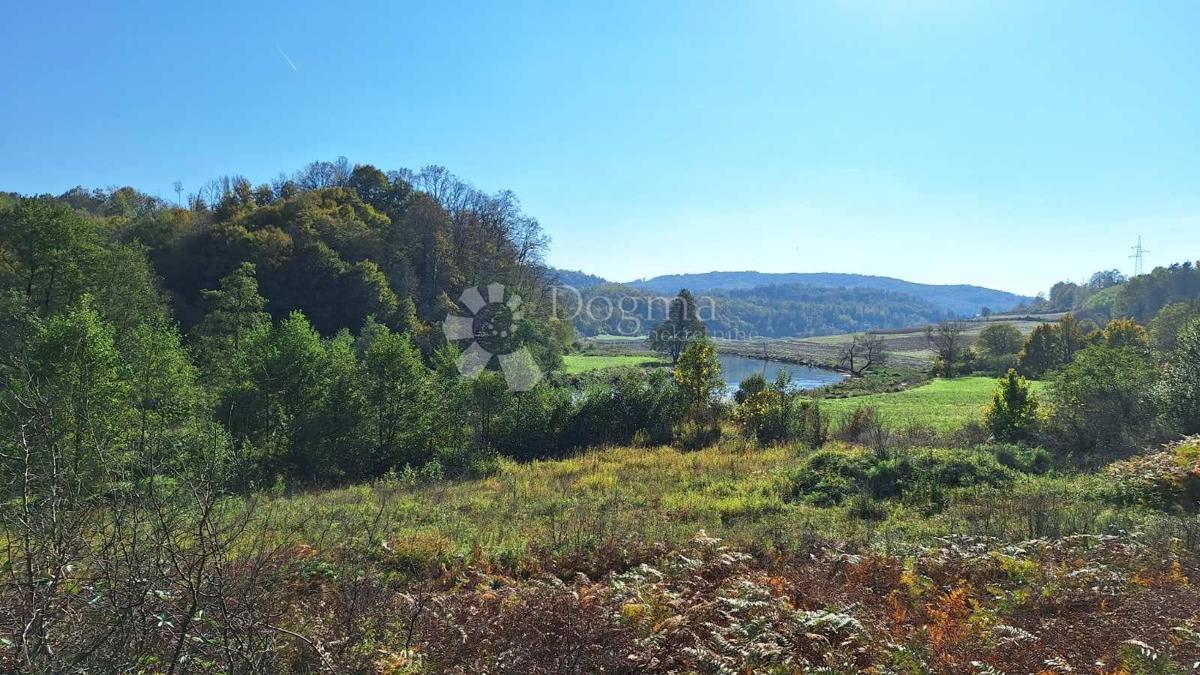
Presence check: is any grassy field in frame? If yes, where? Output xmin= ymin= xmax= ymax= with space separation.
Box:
xmin=716 ymin=317 xmax=1054 ymax=369
xmin=583 ymin=316 xmax=1059 ymax=371
xmin=267 ymin=441 xmax=1051 ymax=560
xmin=221 ymin=435 xmax=1200 ymax=673
xmin=247 ymin=373 xmax=1054 ymax=562
xmin=821 ymin=376 xmax=1047 ymax=430
xmin=254 ymin=426 xmax=1175 ymax=573
xmin=561 ymin=353 xmax=666 ymax=374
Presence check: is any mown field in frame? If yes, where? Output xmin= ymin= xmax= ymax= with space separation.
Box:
xmin=716 ymin=316 xmax=1054 ymax=369
xmin=821 ymin=376 xmax=1048 ymax=431
xmin=561 ymin=353 xmax=666 ymax=374
xmin=586 ymin=315 xmax=1059 ymax=371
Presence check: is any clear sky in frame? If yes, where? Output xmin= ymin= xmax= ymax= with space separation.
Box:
xmin=2 ymin=1 xmax=1197 ymax=296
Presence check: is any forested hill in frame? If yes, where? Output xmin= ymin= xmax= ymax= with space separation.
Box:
xmin=1 ymin=159 xmax=563 ymax=347
xmin=629 ymin=271 xmax=1030 ymax=317
xmin=1025 ymin=263 xmax=1200 ymax=325
xmin=548 ymin=267 xmax=609 ymax=289
xmin=566 ymin=282 xmax=946 ymax=338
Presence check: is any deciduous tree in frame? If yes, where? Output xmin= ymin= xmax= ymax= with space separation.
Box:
xmin=838 ymin=332 xmax=888 ymax=377
xmin=674 ymin=337 xmax=722 ymax=420
xmin=1157 ymin=317 xmax=1200 ymax=435
xmin=926 ymin=320 xmax=968 ymax=377
xmin=1049 ymin=344 xmax=1156 ymax=453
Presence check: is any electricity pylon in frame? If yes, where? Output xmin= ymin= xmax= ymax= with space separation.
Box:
xmin=1129 ymin=236 xmax=1150 ymax=277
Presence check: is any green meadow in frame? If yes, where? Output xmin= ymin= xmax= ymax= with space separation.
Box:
xmin=821 ymin=376 xmax=1048 ymax=430
xmin=561 ymin=353 xmax=667 ymax=374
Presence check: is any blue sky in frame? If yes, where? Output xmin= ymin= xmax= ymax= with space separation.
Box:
xmin=2 ymin=1 xmax=1197 ymax=296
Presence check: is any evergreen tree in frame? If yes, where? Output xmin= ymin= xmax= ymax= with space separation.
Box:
xmin=193 ymin=262 xmax=271 ymax=384
xmin=984 ymin=369 xmax=1040 ymax=443
xmin=649 ymin=289 xmax=706 ymax=364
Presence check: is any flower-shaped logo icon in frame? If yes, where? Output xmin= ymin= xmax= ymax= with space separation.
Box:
xmin=442 ymin=282 xmax=542 ymax=392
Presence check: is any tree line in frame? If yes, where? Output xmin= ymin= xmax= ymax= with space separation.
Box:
xmin=0 ymin=165 xmax=749 ymax=669
xmin=1022 ymin=260 xmax=1200 ymax=325
xmin=921 ymin=309 xmax=1200 ymax=455
xmin=0 ymin=163 xmax=746 ymax=495
xmin=565 ymin=282 xmax=948 ymax=338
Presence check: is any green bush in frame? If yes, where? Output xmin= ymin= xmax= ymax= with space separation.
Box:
xmin=785 ymin=450 xmax=870 ymax=506
xmin=985 ymin=443 xmax=1052 ymax=474
xmin=785 ymin=446 xmax=1018 ymax=509
xmin=674 ymin=419 xmax=721 ymax=451
xmin=732 ymin=372 xmax=828 ymax=448
xmin=834 ymin=405 xmax=888 ymax=448
xmin=1048 ymin=344 xmax=1158 ymax=454
xmin=983 ymin=369 xmax=1040 ymax=443
xmin=915 ymin=450 xmax=1013 ymax=490
xmin=865 ymin=455 xmax=914 ymax=499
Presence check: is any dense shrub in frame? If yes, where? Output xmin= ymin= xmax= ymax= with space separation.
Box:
xmin=834 ymin=405 xmax=890 ymax=449
xmin=673 ymin=419 xmax=722 ymax=451
xmin=785 ymin=449 xmax=870 ymax=506
xmin=985 ymin=443 xmax=1052 ymax=474
xmin=917 ymin=450 xmax=1013 ymax=490
xmin=1105 ymin=437 xmax=1200 ymax=511
xmin=785 ymin=447 xmax=1018 ymax=508
xmin=565 ymin=370 xmax=684 ymax=450
xmin=1048 ymin=344 xmax=1159 ymax=454
xmin=491 ymin=383 xmax=575 ymax=460
xmin=733 ymin=372 xmax=829 ymax=447
xmin=476 ymin=369 xmax=695 ymax=460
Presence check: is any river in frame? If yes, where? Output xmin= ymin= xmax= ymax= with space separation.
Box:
xmin=717 ymin=354 xmax=846 ymax=393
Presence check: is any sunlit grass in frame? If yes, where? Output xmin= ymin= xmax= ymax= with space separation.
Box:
xmin=822 ymin=376 xmax=1047 ymax=430
xmin=561 ymin=353 xmax=667 ymax=374
xmin=247 ymin=424 xmax=1161 ymax=570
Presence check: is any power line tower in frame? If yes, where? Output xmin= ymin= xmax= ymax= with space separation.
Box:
xmin=1129 ymin=235 xmax=1150 ymax=277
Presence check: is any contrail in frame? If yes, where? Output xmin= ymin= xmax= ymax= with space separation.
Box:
xmin=276 ymin=45 xmax=298 ymax=72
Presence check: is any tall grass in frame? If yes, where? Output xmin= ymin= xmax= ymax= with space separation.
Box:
xmin=248 ymin=434 xmax=1187 ymax=571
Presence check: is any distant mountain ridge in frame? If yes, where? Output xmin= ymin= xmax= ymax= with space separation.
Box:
xmin=547 ymin=267 xmax=609 ymax=290
xmin=560 ymin=281 xmax=947 ymax=338
xmin=626 ymin=271 xmax=1030 ymax=317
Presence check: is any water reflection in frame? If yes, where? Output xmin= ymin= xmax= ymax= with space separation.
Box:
xmin=717 ymin=354 xmax=845 ymax=394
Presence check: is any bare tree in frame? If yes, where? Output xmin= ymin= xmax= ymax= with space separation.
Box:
xmin=926 ymin=320 xmax=968 ymax=376
xmin=838 ymin=333 xmax=888 ymax=377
